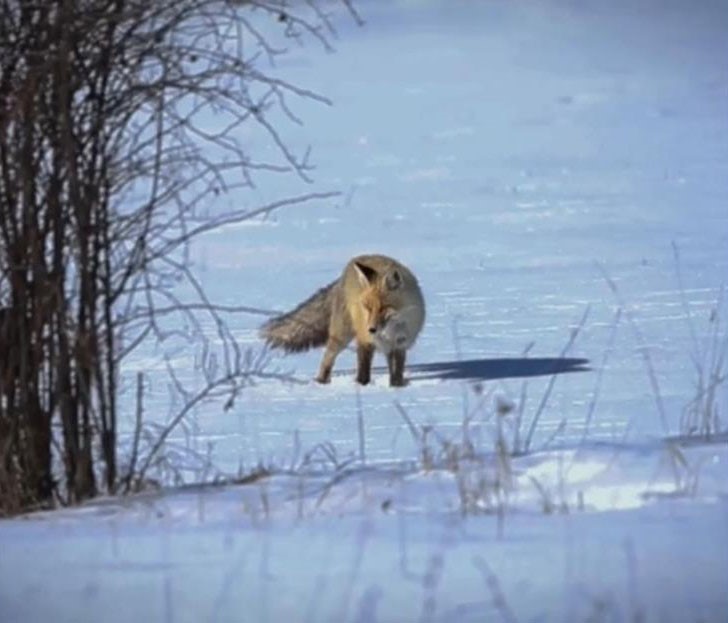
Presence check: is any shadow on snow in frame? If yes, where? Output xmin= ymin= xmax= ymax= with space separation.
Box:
xmin=398 ymin=357 xmax=590 ymax=383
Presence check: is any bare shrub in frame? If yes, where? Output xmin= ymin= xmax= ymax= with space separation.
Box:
xmin=674 ymin=244 xmax=726 ymax=437
xmin=0 ymin=0 xmax=356 ymax=515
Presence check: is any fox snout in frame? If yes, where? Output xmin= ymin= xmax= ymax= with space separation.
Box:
xmin=367 ymin=313 xmax=391 ymax=335
xmin=367 ymin=319 xmax=384 ymax=335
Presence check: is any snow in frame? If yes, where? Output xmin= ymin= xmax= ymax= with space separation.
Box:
xmin=2 ymin=442 xmax=727 ymax=622
xmin=2 ymin=0 xmax=728 ymax=621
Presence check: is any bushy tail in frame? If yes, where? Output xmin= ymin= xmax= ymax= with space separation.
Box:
xmin=260 ymin=280 xmax=338 ymax=353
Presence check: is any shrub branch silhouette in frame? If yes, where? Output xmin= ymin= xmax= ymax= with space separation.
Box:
xmin=0 ymin=0 xmax=353 ymax=515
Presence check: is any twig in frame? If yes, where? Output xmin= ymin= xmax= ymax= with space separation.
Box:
xmin=597 ymin=263 xmax=669 ymax=434
xmin=123 ymin=372 xmax=145 ymax=493
xmin=523 ymin=305 xmax=590 ymax=452
xmin=581 ymin=307 xmax=622 ymax=440
xmin=472 ymin=557 xmax=519 ymax=623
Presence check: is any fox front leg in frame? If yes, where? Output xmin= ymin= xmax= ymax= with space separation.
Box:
xmin=316 ymin=338 xmax=346 ymax=384
xmin=356 ymin=343 xmax=375 ymax=385
xmin=387 ymin=349 xmax=406 ymax=387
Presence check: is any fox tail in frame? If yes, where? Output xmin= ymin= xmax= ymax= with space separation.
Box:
xmin=260 ymin=281 xmax=338 ymax=353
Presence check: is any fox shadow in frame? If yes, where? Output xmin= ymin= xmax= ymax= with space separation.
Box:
xmin=372 ymin=357 xmax=590 ymax=383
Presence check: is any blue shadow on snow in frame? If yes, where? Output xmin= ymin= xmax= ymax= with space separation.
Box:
xmin=402 ymin=357 xmax=590 ymax=382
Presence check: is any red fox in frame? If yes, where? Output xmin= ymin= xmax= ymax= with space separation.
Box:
xmin=260 ymin=255 xmax=425 ymax=386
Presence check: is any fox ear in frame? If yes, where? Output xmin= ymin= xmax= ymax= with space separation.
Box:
xmin=354 ymin=261 xmax=378 ymax=287
xmin=385 ymin=269 xmax=402 ymax=291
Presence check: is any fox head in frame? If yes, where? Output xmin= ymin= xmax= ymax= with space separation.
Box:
xmin=354 ymin=261 xmax=403 ymax=336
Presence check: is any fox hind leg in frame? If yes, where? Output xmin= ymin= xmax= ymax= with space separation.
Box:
xmin=356 ymin=342 xmax=375 ymax=385
xmin=387 ymin=349 xmax=406 ymax=387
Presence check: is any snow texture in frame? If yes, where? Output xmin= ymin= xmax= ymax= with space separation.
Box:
xmin=2 ymin=0 xmax=728 ymax=621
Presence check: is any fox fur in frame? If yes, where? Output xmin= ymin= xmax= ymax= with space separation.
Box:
xmin=260 ymin=254 xmax=425 ymax=386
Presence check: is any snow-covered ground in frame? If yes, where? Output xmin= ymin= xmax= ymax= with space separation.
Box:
xmin=2 ymin=0 xmax=728 ymax=621
xmin=1 ymin=440 xmax=727 ymax=622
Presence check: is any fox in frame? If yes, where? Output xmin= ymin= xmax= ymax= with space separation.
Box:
xmin=260 ymin=254 xmax=425 ymax=387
